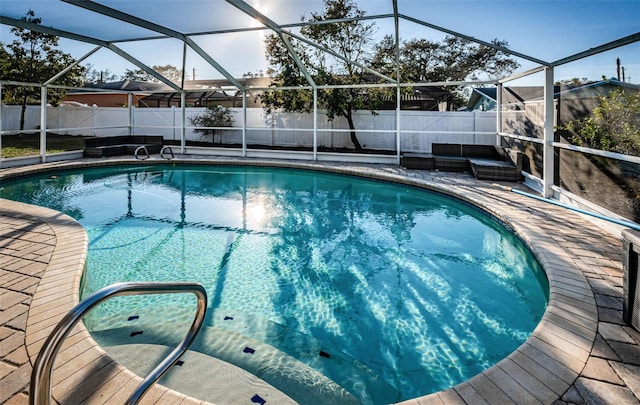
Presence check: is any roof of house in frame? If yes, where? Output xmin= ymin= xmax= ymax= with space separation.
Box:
xmin=467 ymin=78 xmax=640 ymax=109
xmin=68 ymin=80 xmax=172 ymax=94
xmin=140 ymin=81 xmax=456 ymax=108
xmin=468 ymin=86 xmax=559 ymax=107
xmin=69 ymin=77 xmax=273 ymax=95
xmin=555 ymin=78 xmax=640 ymax=99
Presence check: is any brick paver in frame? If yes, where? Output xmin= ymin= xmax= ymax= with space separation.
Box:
xmin=1 ymin=157 xmax=639 ymax=404
xmin=0 ymin=208 xmax=54 ymax=404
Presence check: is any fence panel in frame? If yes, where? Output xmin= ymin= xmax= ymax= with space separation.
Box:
xmin=400 ymin=111 xmax=496 ymax=153
xmin=1 ymin=105 xmax=43 ymax=132
xmin=2 ymin=105 xmax=498 ymax=154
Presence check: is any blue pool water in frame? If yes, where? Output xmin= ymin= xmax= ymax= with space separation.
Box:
xmin=1 ymin=164 xmax=548 ymax=403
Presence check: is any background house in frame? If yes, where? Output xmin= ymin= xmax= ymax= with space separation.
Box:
xmin=139 ymin=77 xmax=271 ymax=108
xmin=141 ymin=81 xmax=457 ymax=111
xmin=467 ymin=78 xmax=639 ymax=126
xmin=379 ymin=86 xmax=456 ymax=111
xmin=63 ymin=80 xmax=170 ymax=107
xmin=64 ymin=78 xmax=457 ymax=111
xmin=467 ymin=86 xmax=559 ymax=112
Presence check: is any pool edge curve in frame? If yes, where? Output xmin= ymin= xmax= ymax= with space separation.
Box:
xmin=3 ymin=157 xmax=601 ymax=405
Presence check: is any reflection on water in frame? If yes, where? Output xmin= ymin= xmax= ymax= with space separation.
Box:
xmin=0 ymin=165 xmax=548 ymax=404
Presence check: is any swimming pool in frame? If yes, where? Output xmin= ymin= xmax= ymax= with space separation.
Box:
xmin=1 ymin=164 xmax=548 ymax=404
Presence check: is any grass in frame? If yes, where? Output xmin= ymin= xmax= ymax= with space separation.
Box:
xmin=1 ymin=134 xmax=85 ymax=158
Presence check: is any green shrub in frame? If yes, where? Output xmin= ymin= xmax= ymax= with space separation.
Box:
xmin=188 ymin=105 xmax=234 ymax=143
xmin=565 ymin=89 xmax=640 ymax=156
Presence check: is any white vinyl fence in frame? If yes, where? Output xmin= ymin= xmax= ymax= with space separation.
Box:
xmin=1 ymin=105 xmax=497 ymax=153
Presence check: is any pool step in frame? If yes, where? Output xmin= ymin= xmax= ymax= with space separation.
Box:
xmin=87 ymin=308 xmax=401 ymax=404
xmin=93 ymin=324 xmax=361 ymax=404
xmin=105 ymin=342 xmax=296 ymax=404
xmin=204 ymin=309 xmax=400 ymax=403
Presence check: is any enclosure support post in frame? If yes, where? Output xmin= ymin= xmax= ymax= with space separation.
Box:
xmin=171 ymin=106 xmax=176 ymax=141
xmin=242 ymin=91 xmax=247 ymax=157
xmin=40 ymin=86 xmax=47 ymax=163
xmin=92 ymin=104 xmax=97 ymax=137
xmin=128 ymin=92 xmax=134 ymax=136
xmin=393 ymin=0 xmax=401 ymax=164
xmin=181 ymin=92 xmax=186 ymax=154
xmin=313 ymin=88 xmax=318 ymax=160
xmin=543 ymin=67 xmax=555 ymax=198
xmin=496 ymin=82 xmax=502 ymax=146
xmin=396 ymin=86 xmax=401 ymax=164
xmin=58 ymin=105 xmax=62 ymax=135
xmin=0 ymin=83 xmax=3 ymax=167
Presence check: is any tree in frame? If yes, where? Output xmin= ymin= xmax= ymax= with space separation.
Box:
xmin=555 ymin=77 xmax=591 ymax=89
xmin=564 ymin=89 xmax=640 ymax=155
xmin=261 ymin=0 xmax=521 ymax=149
xmin=121 ymin=64 xmax=186 ymax=83
xmin=0 ymin=10 xmax=86 ymax=130
xmin=371 ymin=35 xmax=520 ymax=108
xmin=242 ymin=70 xmax=265 ymax=78
xmin=121 ymin=68 xmax=154 ymax=82
xmin=261 ymin=0 xmax=382 ymax=151
xmin=188 ymin=105 xmax=234 ymax=143
xmin=83 ymin=64 xmax=118 ymax=84
xmin=372 ymin=35 xmax=519 ymax=83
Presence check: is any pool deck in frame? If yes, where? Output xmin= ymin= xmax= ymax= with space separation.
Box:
xmin=1 ymin=156 xmax=639 ymax=405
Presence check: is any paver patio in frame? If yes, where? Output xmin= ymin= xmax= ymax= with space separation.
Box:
xmin=1 ymin=156 xmax=639 ymax=404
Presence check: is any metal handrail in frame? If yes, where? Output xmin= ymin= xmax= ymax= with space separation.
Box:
xmin=160 ymin=145 xmax=175 ymax=160
xmin=134 ymin=145 xmax=150 ymax=160
xmin=30 ymin=282 xmax=208 ymax=405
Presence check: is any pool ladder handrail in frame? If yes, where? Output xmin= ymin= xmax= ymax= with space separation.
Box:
xmin=30 ymin=282 xmax=208 ymax=405
xmin=134 ymin=145 xmax=150 ymax=160
xmin=160 ymin=145 xmax=175 ymax=160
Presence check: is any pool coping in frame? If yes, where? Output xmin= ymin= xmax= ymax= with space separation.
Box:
xmin=1 ymin=156 xmax=637 ymax=404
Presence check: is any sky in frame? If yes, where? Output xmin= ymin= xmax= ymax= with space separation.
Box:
xmin=1 ymin=0 xmax=638 ymax=86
